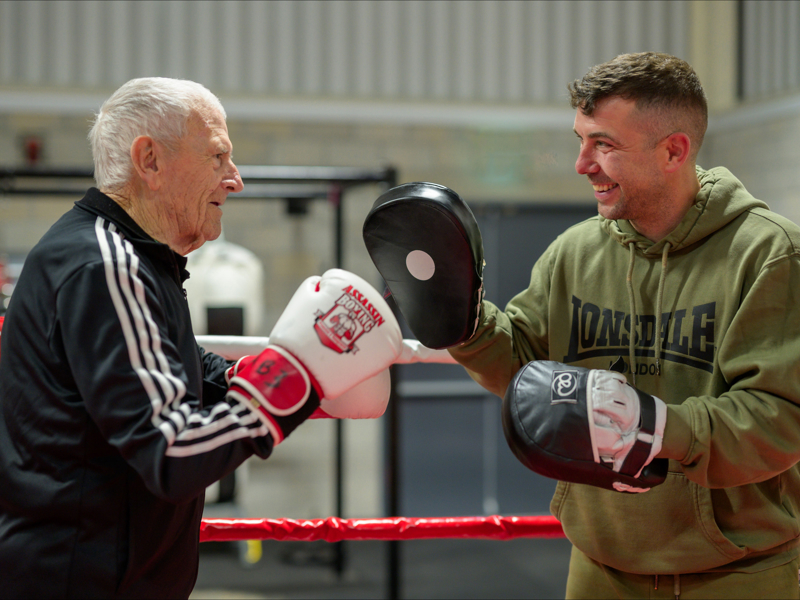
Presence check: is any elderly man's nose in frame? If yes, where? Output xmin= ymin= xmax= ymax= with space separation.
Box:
xmin=225 ymin=164 xmax=244 ymax=193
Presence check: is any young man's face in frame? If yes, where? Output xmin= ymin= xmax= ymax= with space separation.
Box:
xmin=159 ymin=107 xmax=243 ymax=254
xmin=573 ymin=96 xmax=670 ymax=228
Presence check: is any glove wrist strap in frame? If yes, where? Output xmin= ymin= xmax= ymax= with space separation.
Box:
xmin=228 ymin=346 xmax=321 ymax=444
xmin=619 ymin=387 xmax=657 ymax=477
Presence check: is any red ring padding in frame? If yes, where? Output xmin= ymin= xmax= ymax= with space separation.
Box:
xmin=200 ymin=515 xmax=564 ymax=543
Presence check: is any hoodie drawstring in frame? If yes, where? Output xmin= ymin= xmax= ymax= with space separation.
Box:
xmin=653 ymin=573 xmax=681 ymax=598
xmin=625 ymin=241 xmax=671 ymax=385
xmin=654 ymin=242 xmax=671 ymax=376
xmin=625 ymin=243 xmax=638 ymax=386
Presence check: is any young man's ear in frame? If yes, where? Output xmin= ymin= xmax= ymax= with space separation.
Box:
xmin=663 ymin=132 xmax=692 ymax=173
xmin=130 ymin=136 xmax=163 ymax=191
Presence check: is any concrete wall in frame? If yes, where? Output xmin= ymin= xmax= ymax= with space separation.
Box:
xmin=702 ymin=96 xmax=800 ymax=225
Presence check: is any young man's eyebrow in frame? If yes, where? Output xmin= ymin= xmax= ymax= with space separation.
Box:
xmin=573 ymin=129 xmax=620 ymax=144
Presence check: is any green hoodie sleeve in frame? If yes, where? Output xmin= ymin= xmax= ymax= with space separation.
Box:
xmin=448 ymin=237 xmax=557 ymax=398
xmin=664 ymin=248 xmax=800 ymax=488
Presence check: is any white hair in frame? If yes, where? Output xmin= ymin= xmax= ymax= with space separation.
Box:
xmin=88 ymin=77 xmax=226 ymax=191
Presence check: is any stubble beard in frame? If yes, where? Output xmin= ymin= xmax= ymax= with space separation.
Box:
xmin=599 ymin=180 xmax=668 ymax=225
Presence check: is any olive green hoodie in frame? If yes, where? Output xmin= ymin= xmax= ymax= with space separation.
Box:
xmin=450 ymin=166 xmax=800 ymax=574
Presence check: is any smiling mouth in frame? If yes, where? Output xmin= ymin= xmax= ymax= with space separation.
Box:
xmin=592 ymin=183 xmax=618 ymax=192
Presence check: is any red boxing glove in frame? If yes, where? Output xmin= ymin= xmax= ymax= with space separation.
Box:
xmin=226 ymin=346 xmax=322 ymax=445
xmin=224 ymin=355 xmax=255 ymax=386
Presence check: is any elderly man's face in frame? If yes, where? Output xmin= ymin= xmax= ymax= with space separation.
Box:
xmin=160 ymin=107 xmax=243 ymax=253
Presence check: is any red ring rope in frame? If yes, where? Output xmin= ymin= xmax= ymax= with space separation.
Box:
xmin=200 ymin=515 xmax=564 ymax=543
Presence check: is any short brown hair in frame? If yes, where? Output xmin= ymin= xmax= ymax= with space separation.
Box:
xmin=568 ymin=52 xmax=708 ymax=158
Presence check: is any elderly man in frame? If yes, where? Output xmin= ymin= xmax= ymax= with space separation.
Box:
xmin=0 ymin=78 xmax=401 ymax=599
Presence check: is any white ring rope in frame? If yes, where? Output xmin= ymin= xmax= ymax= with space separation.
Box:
xmin=196 ymin=335 xmax=458 ymax=365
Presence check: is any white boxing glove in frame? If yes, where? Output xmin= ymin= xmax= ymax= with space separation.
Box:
xmin=227 ymin=269 xmax=401 ymax=443
xmin=587 ymin=370 xmax=667 ymax=479
xmin=269 ymin=269 xmax=402 ymax=398
xmin=310 ymin=368 xmax=391 ymax=419
xmin=307 ymin=338 xmax=455 ymax=419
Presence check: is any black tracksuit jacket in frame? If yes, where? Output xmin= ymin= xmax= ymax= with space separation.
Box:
xmin=0 ymin=189 xmax=273 ymax=598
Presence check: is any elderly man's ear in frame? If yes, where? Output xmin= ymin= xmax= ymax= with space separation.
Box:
xmin=130 ymin=135 xmax=164 ymax=191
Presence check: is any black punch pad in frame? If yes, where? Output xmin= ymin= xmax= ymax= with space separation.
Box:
xmin=363 ymin=182 xmax=484 ymax=349
xmin=502 ymin=360 xmax=668 ymax=492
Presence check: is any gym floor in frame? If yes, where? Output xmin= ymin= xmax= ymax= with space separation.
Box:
xmin=193 ymin=536 xmax=572 ymax=599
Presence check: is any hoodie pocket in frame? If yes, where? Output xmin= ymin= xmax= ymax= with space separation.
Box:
xmin=551 ymin=472 xmax=748 ymax=574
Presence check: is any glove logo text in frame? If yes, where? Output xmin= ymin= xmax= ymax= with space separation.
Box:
xmin=551 ymin=370 xmax=579 ymax=404
xmin=313 ymin=285 xmax=385 ymax=354
xmin=255 ymin=359 xmax=290 ymax=389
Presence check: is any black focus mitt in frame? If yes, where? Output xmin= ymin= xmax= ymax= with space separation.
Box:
xmin=362 ymin=182 xmax=484 ymax=349
xmin=502 ymin=360 xmax=668 ymax=493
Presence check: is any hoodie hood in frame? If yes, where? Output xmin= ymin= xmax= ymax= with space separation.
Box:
xmin=597 ymin=166 xmax=770 ymax=386
xmin=600 ymin=166 xmax=770 ymax=255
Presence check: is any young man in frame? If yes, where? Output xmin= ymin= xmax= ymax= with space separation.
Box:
xmin=0 ymin=77 xmax=401 ymax=599
xmin=448 ymin=53 xmax=800 ymax=598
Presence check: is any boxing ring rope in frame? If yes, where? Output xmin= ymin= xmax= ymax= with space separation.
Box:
xmin=199 ymin=515 xmax=565 ymax=543
xmin=193 ymin=336 xmax=561 ymax=599
xmin=196 ymin=335 xmax=458 ymax=365
xmin=195 ymin=337 xmax=565 ymax=544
